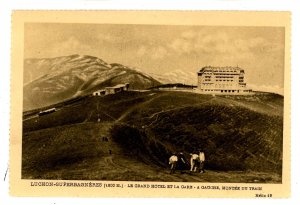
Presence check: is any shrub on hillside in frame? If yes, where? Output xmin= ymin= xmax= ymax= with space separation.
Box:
xmin=110 ymin=124 xmax=172 ymax=167
xmin=110 ymin=124 xmax=145 ymax=155
xmin=139 ymin=105 xmax=283 ymax=173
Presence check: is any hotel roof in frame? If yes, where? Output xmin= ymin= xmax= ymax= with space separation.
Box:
xmin=198 ymin=66 xmax=243 ymax=73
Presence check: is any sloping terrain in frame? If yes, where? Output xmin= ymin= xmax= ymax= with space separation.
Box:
xmin=23 ymin=55 xmax=160 ymax=111
xmin=22 ymin=91 xmax=283 ymax=182
xmin=22 ymin=121 xmax=280 ymax=183
xmin=115 ymin=92 xmax=283 ymax=173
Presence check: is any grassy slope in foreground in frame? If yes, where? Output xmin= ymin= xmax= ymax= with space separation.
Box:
xmin=115 ymin=92 xmax=283 ymax=173
xmin=22 ymin=91 xmax=283 ymax=182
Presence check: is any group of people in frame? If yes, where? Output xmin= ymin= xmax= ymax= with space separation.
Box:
xmin=169 ymin=150 xmax=205 ymax=174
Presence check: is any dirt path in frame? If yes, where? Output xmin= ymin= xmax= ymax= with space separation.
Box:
xmin=116 ymin=92 xmax=168 ymax=122
xmin=103 ymin=156 xmax=118 ymax=168
xmin=148 ymin=97 xmax=215 ymax=119
xmin=117 ymin=92 xmax=215 ymax=128
xmin=24 ymin=121 xmax=280 ymax=183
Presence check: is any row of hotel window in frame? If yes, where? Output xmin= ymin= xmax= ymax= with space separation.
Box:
xmin=204 ymin=76 xmax=243 ymax=79
xmin=204 ymin=76 xmax=244 ymax=79
xmin=205 ymin=79 xmax=234 ymax=82
xmin=201 ymin=84 xmax=246 ymax=88
xmin=203 ymin=72 xmax=241 ymax=75
xmin=202 ymin=89 xmax=241 ymax=93
xmin=204 ymin=79 xmax=244 ymax=82
xmin=203 ymin=70 xmax=240 ymax=73
xmin=202 ymin=84 xmax=240 ymax=88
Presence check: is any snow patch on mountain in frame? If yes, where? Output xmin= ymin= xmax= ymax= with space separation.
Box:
xmin=149 ymin=69 xmax=197 ymax=85
xmin=23 ymin=54 xmax=161 ymax=110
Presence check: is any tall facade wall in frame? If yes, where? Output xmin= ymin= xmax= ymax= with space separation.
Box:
xmin=197 ymin=66 xmax=251 ymax=94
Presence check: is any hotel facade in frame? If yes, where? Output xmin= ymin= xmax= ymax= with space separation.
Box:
xmin=197 ymin=66 xmax=252 ymax=94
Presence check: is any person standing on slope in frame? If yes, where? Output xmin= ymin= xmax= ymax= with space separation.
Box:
xmin=177 ymin=151 xmax=187 ymax=174
xmin=199 ymin=149 xmax=206 ymax=173
xmin=190 ymin=152 xmax=199 ymax=172
xmin=169 ymin=153 xmax=178 ymax=174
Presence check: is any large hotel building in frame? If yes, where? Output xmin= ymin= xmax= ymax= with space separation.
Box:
xmin=197 ymin=66 xmax=252 ymax=94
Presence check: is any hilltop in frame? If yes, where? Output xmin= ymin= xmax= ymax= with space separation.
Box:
xmin=23 ymin=54 xmax=160 ymax=111
xmin=22 ymin=91 xmax=283 ymax=182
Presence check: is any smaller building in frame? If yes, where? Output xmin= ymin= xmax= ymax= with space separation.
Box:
xmin=92 ymin=83 xmax=130 ymax=96
xmin=38 ymin=108 xmax=56 ymax=116
xmin=105 ymin=83 xmax=130 ymax=95
xmin=93 ymin=89 xmax=106 ymax=96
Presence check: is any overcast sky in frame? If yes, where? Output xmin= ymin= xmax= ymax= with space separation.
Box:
xmin=24 ymin=23 xmax=285 ymax=91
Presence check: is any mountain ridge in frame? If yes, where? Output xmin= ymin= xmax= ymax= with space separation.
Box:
xmin=23 ymin=54 xmax=161 ymax=111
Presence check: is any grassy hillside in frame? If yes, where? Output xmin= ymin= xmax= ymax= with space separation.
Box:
xmin=22 ymin=91 xmax=283 ymax=182
xmin=23 ymin=91 xmax=152 ymax=132
xmin=112 ymin=92 xmax=283 ymax=173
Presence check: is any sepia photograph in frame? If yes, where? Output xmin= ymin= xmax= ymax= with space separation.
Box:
xmin=10 ymin=11 xmax=291 ymax=197
xmin=22 ymin=23 xmax=285 ymax=183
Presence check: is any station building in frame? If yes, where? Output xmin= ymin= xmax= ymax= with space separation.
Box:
xmin=92 ymin=83 xmax=130 ymax=96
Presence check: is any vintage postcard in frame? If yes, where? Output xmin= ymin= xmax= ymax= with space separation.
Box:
xmin=10 ymin=11 xmax=291 ymax=197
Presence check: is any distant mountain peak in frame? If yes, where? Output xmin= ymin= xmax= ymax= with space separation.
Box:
xmin=23 ymin=54 xmax=161 ymax=111
xmin=149 ymin=69 xmax=197 ymax=85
